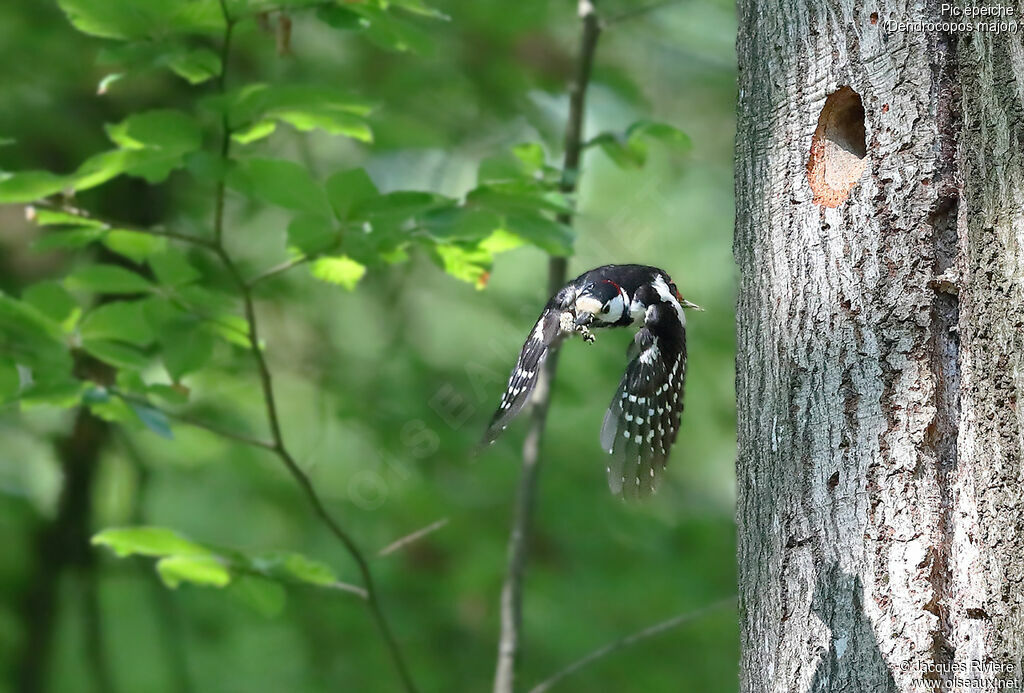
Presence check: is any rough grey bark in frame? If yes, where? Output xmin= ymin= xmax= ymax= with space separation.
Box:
xmin=735 ymin=2 xmax=1024 ymax=691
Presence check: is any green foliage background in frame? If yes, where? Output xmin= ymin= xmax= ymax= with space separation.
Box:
xmin=0 ymin=0 xmax=737 ymax=691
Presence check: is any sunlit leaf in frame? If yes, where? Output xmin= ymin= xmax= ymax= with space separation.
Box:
xmin=310 ymin=256 xmax=366 ymax=290
xmin=92 ymin=526 xmax=211 ymax=558
xmin=103 ymin=230 xmax=167 ymax=262
xmin=249 ymin=551 xmax=338 ymax=587
xmin=0 ymin=171 xmax=67 ymax=204
xmin=157 ymin=555 xmax=231 ymax=589
xmin=232 ymin=120 xmax=277 ymax=145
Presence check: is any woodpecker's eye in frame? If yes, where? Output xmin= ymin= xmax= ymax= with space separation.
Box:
xmin=601 ymin=304 xmax=611 ymax=314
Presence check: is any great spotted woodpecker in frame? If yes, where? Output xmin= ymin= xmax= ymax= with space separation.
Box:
xmin=482 ymin=264 xmax=702 ymax=498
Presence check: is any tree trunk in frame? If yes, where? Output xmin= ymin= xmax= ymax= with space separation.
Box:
xmin=735 ymin=2 xmax=1024 ymax=691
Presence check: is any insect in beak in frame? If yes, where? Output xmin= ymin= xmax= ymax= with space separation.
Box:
xmin=575 ymin=312 xmax=595 ymax=327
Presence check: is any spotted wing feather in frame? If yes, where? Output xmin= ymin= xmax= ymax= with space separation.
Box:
xmin=601 ymin=301 xmax=687 ymax=498
xmin=482 ymin=303 xmax=566 ymax=445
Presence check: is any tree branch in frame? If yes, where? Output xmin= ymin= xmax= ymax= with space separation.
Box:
xmin=526 ymin=597 xmax=736 ymax=693
xmin=378 ymin=518 xmax=449 ymax=558
xmin=492 ymin=4 xmax=602 ymax=693
xmin=30 ymin=201 xmax=216 ymax=249
xmin=199 ymin=12 xmax=419 ymax=690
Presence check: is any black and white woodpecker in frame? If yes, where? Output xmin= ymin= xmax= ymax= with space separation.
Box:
xmin=482 ymin=264 xmax=702 ymax=498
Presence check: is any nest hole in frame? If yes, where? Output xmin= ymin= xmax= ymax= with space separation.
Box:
xmin=806 ymin=86 xmax=867 ymax=207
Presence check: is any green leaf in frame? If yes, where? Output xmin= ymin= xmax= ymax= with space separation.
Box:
xmin=82 ymin=339 xmax=150 ymax=370
xmin=232 ymin=120 xmax=277 ymax=145
xmin=157 ymin=555 xmax=230 ymax=589
xmin=23 ymin=282 xmax=78 ymax=326
xmin=316 ymin=5 xmax=368 ymax=30
xmin=167 ymin=47 xmax=222 ymax=85
xmin=33 ymin=228 xmax=107 ymax=251
xmin=159 ymin=323 xmax=214 ymax=380
xmin=81 ymin=301 xmax=155 ymax=346
xmin=250 ymin=551 xmax=337 ymax=587
xmin=149 ymin=248 xmax=201 ymax=286
xmin=325 ymin=168 xmax=378 ymax=221
xmin=387 ymin=0 xmax=450 ymax=20
xmin=31 ymin=209 xmax=105 ymax=228
xmin=209 ymin=84 xmax=373 ymax=142
xmin=228 ymin=158 xmax=331 ymax=217
xmin=309 ymin=256 xmax=366 ymax=290
xmin=351 ymin=5 xmax=434 ymax=54
xmin=57 ymin=0 xmax=225 ymax=41
xmin=627 ymin=120 xmax=692 ymax=148
xmin=433 ymin=243 xmax=492 ymax=289
xmin=420 ymin=207 xmax=500 ymax=242
xmin=287 ymin=214 xmax=337 ymax=256
xmin=504 ymin=215 xmax=575 ymax=256
xmin=92 ymin=526 xmax=211 ymax=558
xmin=0 ymin=358 xmax=21 ymax=401
xmin=0 ymin=295 xmax=72 ymax=378
xmin=0 ymin=171 xmax=66 ymax=204
xmin=66 ymin=265 xmax=152 ymax=294
xmin=106 ymin=109 xmax=201 ymax=152
xmin=129 ymin=402 xmax=174 ymax=439
xmin=103 ymin=230 xmax=167 ymax=262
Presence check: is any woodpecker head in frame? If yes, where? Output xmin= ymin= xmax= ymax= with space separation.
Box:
xmin=574 ymin=280 xmax=628 ymax=326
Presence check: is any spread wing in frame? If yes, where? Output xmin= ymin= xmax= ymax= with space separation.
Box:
xmin=482 ymin=300 xmax=568 ymax=446
xmin=600 ymin=301 xmax=687 ymax=498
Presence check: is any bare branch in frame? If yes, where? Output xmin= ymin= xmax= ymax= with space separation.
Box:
xmin=492 ymin=3 xmax=602 ymax=693
xmin=378 ymin=518 xmax=449 ymax=557
xmin=527 ymin=597 xmax=737 ymax=693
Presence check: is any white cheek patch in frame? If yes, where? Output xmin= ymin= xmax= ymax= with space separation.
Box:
xmin=596 ymin=293 xmax=624 ymax=323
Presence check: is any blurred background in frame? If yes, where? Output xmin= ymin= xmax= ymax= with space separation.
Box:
xmin=0 ymin=0 xmax=737 ymax=691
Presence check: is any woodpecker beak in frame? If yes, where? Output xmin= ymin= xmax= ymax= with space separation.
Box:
xmin=680 ymin=298 xmax=704 ymax=312
xmin=574 ymin=312 xmax=594 ymax=327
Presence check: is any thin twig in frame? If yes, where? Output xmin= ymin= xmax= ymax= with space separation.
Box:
xmin=31 ymin=201 xmax=216 ymax=249
xmin=213 ymin=0 xmax=235 ymax=245
xmin=492 ymin=4 xmax=602 ymax=693
xmin=112 ymin=390 xmax=277 ymax=451
xmin=378 ymin=518 xmax=449 ymax=557
xmin=527 ymin=597 xmax=737 ymax=693
xmin=246 ymin=255 xmax=310 ymax=287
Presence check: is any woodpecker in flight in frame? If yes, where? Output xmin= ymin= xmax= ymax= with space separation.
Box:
xmin=482 ymin=264 xmax=701 ymax=498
